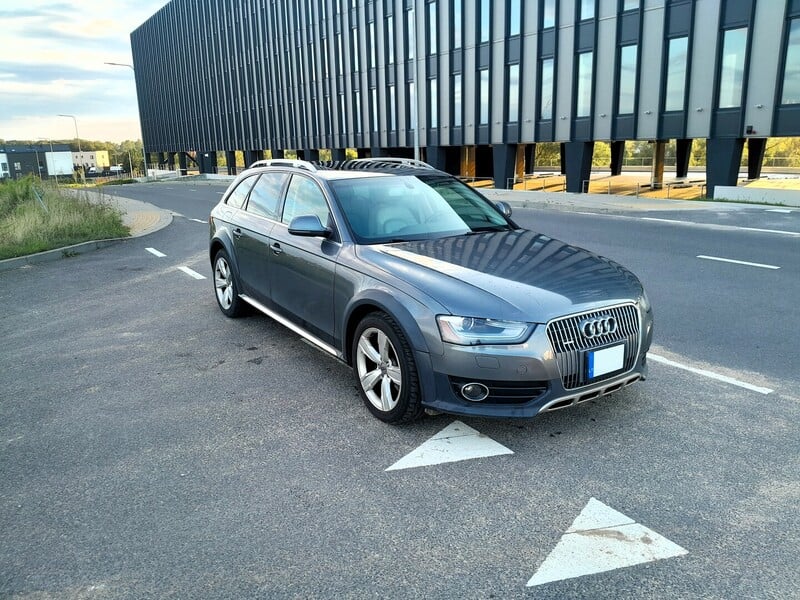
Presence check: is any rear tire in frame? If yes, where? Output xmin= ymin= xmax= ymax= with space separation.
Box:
xmin=352 ymin=312 xmax=423 ymax=424
xmin=213 ymin=249 xmax=246 ymax=318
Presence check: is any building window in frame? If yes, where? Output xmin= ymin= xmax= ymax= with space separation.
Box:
xmin=337 ymin=33 xmax=344 ymax=75
xmin=355 ymin=90 xmax=362 ymax=133
xmin=352 ymin=28 xmax=360 ymax=71
xmin=782 ymin=19 xmax=800 ymax=104
xmin=452 ymin=0 xmax=462 ymax=48
xmin=479 ymin=0 xmax=490 ymax=43
xmin=479 ymin=68 xmax=489 ymax=124
xmin=389 ymin=84 xmax=396 ymax=130
xmin=622 ymin=0 xmax=639 ymax=10
xmin=372 ymin=88 xmax=379 ymax=131
xmin=718 ymin=27 xmax=747 ymax=109
xmin=618 ymin=44 xmax=637 ymax=114
xmin=409 ymin=81 xmax=416 ymax=130
xmin=369 ymin=22 xmax=376 ymax=67
xmin=388 ymin=15 xmax=395 ymax=64
xmin=576 ymin=51 xmax=593 ymax=117
xmin=429 ymin=2 xmax=437 ymax=55
xmin=509 ymin=0 xmax=521 ymax=37
xmin=429 ymin=78 xmax=438 ymax=128
xmin=664 ymin=36 xmax=688 ymax=111
xmin=542 ymin=0 xmax=556 ymax=29
xmin=408 ymin=9 xmax=414 ymax=60
xmin=580 ymin=0 xmax=595 ymax=21
xmin=507 ymin=64 xmax=520 ymax=122
xmin=540 ymin=58 xmax=554 ymax=119
xmin=453 ymin=73 xmax=462 ymax=127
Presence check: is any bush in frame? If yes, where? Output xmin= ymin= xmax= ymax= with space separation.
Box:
xmin=0 ymin=177 xmax=129 ymax=260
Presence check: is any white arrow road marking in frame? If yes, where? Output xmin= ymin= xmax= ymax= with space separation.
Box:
xmin=385 ymin=420 xmax=513 ymax=471
xmin=527 ymin=498 xmax=688 ymax=587
xmin=177 ymin=266 xmax=206 ymax=280
xmin=145 ymin=247 xmax=166 ymax=257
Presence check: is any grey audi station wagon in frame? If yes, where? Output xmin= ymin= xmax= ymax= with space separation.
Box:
xmin=209 ymin=158 xmax=653 ymax=423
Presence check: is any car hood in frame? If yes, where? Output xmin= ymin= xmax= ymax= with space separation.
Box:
xmin=359 ymin=229 xmax=644 ymax=322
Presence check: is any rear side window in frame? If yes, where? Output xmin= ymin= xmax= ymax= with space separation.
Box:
xmin=281 ymin=175 xmax=330 ymax=226
xmin=225 ymin=175 xmax=258 ymax=209
xmin=247 ymin=172 xmax=288 ymax=219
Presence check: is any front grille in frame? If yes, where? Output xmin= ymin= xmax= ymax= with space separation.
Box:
xmin=448 ymin=377 xmax=548 ymax=404
xmin=546 ymin=304 xmax=640 ymax=390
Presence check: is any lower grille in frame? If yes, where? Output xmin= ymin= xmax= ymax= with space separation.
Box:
xmin=448 ymin=377 xmax=548 ymax=404
xmin=546 ymin=304 xmax=640 ymax=390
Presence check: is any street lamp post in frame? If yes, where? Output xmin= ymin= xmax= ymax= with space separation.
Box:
xmin=57 ymin=114 xmax=81 ymax=152
xmin=104 ymin=62 xmax=149 ymax=179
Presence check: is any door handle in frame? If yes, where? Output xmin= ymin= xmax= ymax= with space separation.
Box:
xmin=233 ymin=228 xmax=242 ymax=239
xmin=270 ymin=242 xmax=283 ymax=255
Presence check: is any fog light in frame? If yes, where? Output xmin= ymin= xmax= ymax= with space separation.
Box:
xmin=461 ymin=382 xmax=490 ymax=402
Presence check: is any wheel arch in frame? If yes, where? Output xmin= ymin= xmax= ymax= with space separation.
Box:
xmin=342 ymin=290 xmax=439 ymax=366
xmin=209 ymin=231 xmax=240 ymax=277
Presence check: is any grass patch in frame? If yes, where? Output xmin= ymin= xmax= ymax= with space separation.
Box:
xmin=0 ymin=177 xmax=129 ymax=260
xmin=98 ymin=178 xmax=136 ymax=186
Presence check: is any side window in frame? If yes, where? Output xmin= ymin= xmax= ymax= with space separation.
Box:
xmin=247 ymin=172 xmax=288 ymax=219
xmin=281 ymin=175 xmax=330 ymax=226
xmin=225 ymin=175 xmax=257 ymax=209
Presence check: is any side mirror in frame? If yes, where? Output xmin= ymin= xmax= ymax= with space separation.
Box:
xmin=288 ymin=215 xmax=331 ymax=237
xmin=495 ymin=201 xmax=513 ymax=218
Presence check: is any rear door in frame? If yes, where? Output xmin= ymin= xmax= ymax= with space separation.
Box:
xmin=268 ymin=174 xmax=341 ymax=346
xmin=235 ymin=171 xmax=290 ymax=303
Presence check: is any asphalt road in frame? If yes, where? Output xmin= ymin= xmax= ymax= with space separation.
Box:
xmin=1 ymin=182 xmax=798 ymax=599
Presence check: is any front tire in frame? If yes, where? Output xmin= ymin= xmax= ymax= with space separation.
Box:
xmin=213 ymin=249 xmax=246 ymax=318
xmin=352 ymin=312 xmax=423 ymax=424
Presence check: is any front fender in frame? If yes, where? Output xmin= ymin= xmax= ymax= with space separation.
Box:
xmin=342 ymin=288 xmax=445 ymax=364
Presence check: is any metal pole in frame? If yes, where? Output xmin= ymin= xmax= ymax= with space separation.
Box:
xmin=104 ymin=62 xmax=148 ymax=178
xmin=57 ymin=114 xmax=81 ymax=152
xmin=410 ymin=2 xmax=420 ymax=163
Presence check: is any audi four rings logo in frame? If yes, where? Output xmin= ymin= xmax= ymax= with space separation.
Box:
xmin=580 ymin=316 xmax=617 ymax=338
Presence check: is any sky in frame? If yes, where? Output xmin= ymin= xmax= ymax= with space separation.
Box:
xmin=1 ymin=1 xmax=170 ymax=144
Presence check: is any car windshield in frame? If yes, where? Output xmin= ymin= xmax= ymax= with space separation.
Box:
xmin=329 ymin=174 xmax=511 ymax=243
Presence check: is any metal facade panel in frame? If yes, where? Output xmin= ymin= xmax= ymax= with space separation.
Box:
xmin=555 ymin=5 xmax=575 ymax=141
xmin=744 ymin=0 xmax=786 ymax=138
xmin=686 ymin=0 xmax=719 ymax=138
xmin=593 ymin=8 xmax=616 ymax=140
xmin=637 ymin=4 xmax=665 ymax=139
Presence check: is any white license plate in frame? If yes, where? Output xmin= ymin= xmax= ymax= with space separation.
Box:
xmin=587 ymin=345 xmax=625 ymax=379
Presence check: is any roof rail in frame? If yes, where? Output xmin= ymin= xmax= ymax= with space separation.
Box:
xmin=249 ymin=159 xmax=317 ymax=172
xmin=349 ymin=157 xmax=436 ymax=170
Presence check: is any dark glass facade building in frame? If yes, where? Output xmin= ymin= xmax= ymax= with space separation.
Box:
xmin=131 ymin=0 xmax=800 ymax=193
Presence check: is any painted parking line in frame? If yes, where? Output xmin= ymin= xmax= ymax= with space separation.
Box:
xmin=177 ymin=266 xmax=206 ymax=280
xmin=648 ymin=353 xmax=774 ymax=395
xmin=640 ymin=217 xmax=800 ymax=237
xmin=189 ymin=218 xmax=207 ymax=224
xmin=766 ymin=208 xmax=793 ymax=213
xmin=697 ymin=255 xmax=780 ymax=270
xmin=145 ymin=247 xmax=166 ymax=258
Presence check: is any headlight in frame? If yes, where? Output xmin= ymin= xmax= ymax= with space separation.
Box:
xmin=639 ymin=288 xmax=652 ymax=313
xmin=437 ymin=315 xmax=533 ymax=346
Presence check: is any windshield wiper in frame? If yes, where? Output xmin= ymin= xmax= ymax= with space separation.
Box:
xmin=468 ymin=225 xmax=510 ymax=233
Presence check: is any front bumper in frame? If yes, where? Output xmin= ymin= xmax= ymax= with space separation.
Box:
xmin=417 ymin=305 xmax=653 ymax=419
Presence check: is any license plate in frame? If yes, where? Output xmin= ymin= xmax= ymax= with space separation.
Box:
xmin=587 ymin=345 xmax=625 ymax=379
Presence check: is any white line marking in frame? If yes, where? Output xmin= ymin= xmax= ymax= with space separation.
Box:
xmin=766 ymin=209 xmax=792 ymax=213
xmin=177 ymin=266 xmax=206 ymax=280
xmin=145 ymin=247 xmax=166 ymax=258
xmin=648 ymin=354 xmax=773 ymax=394
xmin=189 ymin=218 xmax=207 ymax=224
xmin=639 ymin=217 xmax=799 ymax=237
xmin=697 ymin=255 xmax=780 ymax=270
xmin=527 ymin=498 xmax=688 ymax=587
